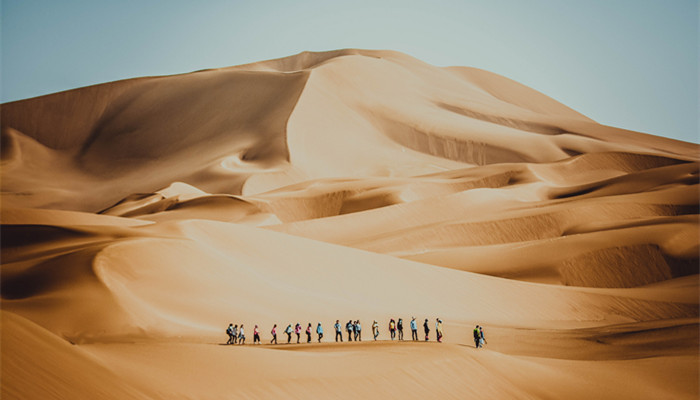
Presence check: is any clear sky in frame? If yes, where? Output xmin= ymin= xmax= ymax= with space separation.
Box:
xmin=2 ymin=0 xmax=698 ymax=143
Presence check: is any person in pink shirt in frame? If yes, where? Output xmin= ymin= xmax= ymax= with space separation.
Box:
xmin=270 ymin=324 xmax=278 ymax=344
xmin=294 ymin=323 xmax=302 ymax=343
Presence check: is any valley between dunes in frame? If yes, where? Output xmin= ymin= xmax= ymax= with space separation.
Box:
xmin=2 ymin=49 xmax=698 ymax=399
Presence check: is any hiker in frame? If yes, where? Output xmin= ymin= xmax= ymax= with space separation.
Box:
xmin=372 ymin=320 xmax=379 ymax=340
xmin=253 ymin=325 xmax=261 ymax=344
xmin=226 ymin=323 xmax=235 ymax=345
xmin=389 ymin=318 xmax=396 ymax=340
xmin=285 ymin=324 xmax=293 ymax=343
xmin=334 ymin=320 xmax=343 ymax=342
xmin=346 ymin=320 xmax=353 ymax=342
xmin=295 ymin=323 xmax=302 ymax=343
xmin=232 ymin=324 xmax=238 ymax=344
xmin=410 ymin=317 xmax=418 ymax=341
xmin=238 ymin=324 xmax=246 ymax=345
xmin=423 ymin=319 xmax=430 ymax=341
xmin=479 ymin=326 xmax=487 ymax=347
xmin=353 ymin=321 xmax=358 ymax=341
xmin=317 ymin=322 xmax=324 ymax=343
xmin=435 ymin=318 xmax=443 ymax=343
xmin=306 ymin=323 xmax=312 ymax=343
xmin=355 ymin=320 xmax=362 ymax=341
xmin=473 ymin=325 xmax=481 ymax=348
xmin=270 ymin=324 xmax=278 ymax=344
xmin=397 ymin=318 xmax=404 ymax=340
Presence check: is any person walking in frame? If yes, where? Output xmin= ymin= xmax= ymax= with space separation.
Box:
xmin=238 ymin=324 xmax=246 ymax=345
xmin=372 ymin=320 xmax=379 ymax=340
xmin=479 ymin=326 xmax=487 ymax=347
xmin=397 ymin=318 xmax=404 ymax=341
xmin=226 ymin=323 xmax=235 ymax=345
xmin=306 ymin=323 xmax=312 ymax=343
xmin=389 ymin=319 xmax=396 ymax=340
xmin=317 ymin=322 xmax=324 ymax=343
xmin=285 ymin=324 xmax=293 ymax=344
xmin=410 ymin=317 xmax=418 ymax=341
xmin=346 ymin=320 xmax=353 ymax=342
xmin=270 ymin=324 xmax=278 ymax=344
xmin=473 ymin=325 xmax=481 ymax=348
xmin=353 ymin=321 xmax=359 ymax=341
xmin=334 ymin=320 xmax=343 ymax=342
xmin=253 ymin=325 xmax=261 ymax=344
xmin=232 ymin=324 xmax=238 ymax=344
xmin=435 ymin=318 xmax=443 ymax=343
xmin=295 ymin=323 xmax=302 ymax=344
xmin=356 ymin=320 xmax=362 ymax=341
xmin=423 ymin=319 xmax=430 ymax=341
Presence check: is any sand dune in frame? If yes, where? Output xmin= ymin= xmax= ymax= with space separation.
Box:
xmin=2 ymin=49 xmax=698 ymax=399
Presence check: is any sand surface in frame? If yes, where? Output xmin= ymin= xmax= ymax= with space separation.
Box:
xmin=2 ymin=49 xmax=698 ymax=399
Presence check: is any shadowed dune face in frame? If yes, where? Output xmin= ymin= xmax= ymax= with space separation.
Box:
xmin=1 ymin=49 xmax=699 ymax=399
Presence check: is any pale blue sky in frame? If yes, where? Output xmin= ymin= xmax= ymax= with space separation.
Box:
xmin=2 ymin=0 xmax=698 ymax=143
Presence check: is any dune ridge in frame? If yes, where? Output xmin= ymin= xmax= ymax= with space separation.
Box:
xmin=2 ymin=49 xmax=698 ymax=399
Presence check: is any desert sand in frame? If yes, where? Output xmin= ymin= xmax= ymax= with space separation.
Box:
xmin=1 ymin=49 xmax=698 ymax=399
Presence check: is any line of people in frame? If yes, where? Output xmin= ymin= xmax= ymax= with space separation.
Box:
xmin=227 ymin=317 xmax=461 ymax=346
xmin=384 ymin=317 xmax=443 ymax=342
xmin=226 ymin=323 xmax=262 ymax=345
xmin=333 ymin=320 xmax=363 ymax=341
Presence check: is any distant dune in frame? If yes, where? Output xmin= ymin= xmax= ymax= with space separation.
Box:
xmin=2 ymin=49 xmax=698 ymax=399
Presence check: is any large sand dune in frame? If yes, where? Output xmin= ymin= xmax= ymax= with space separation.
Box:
xmin=2 ymin=49 xmax=698 ymax=399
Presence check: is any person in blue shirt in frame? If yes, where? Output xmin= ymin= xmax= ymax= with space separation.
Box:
xmin=317 ymin=322 xmax=324 ymax=343
xmin=355 ymin=320 xmax=362 ymax=341
xmin=226 ymin=323 xmax=235 ymax=345
xmin=238 ymin=324 xmax=246 ymax=345
xmin=285 ymin=324 xmax=293 ymax=344
xmin=346 ymin=320 xmax=354 ymax=341
xmin=410 ymin=317 xmax=418 ymax=341
xmin=334 ymin=320 xmax=342 ymax=342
